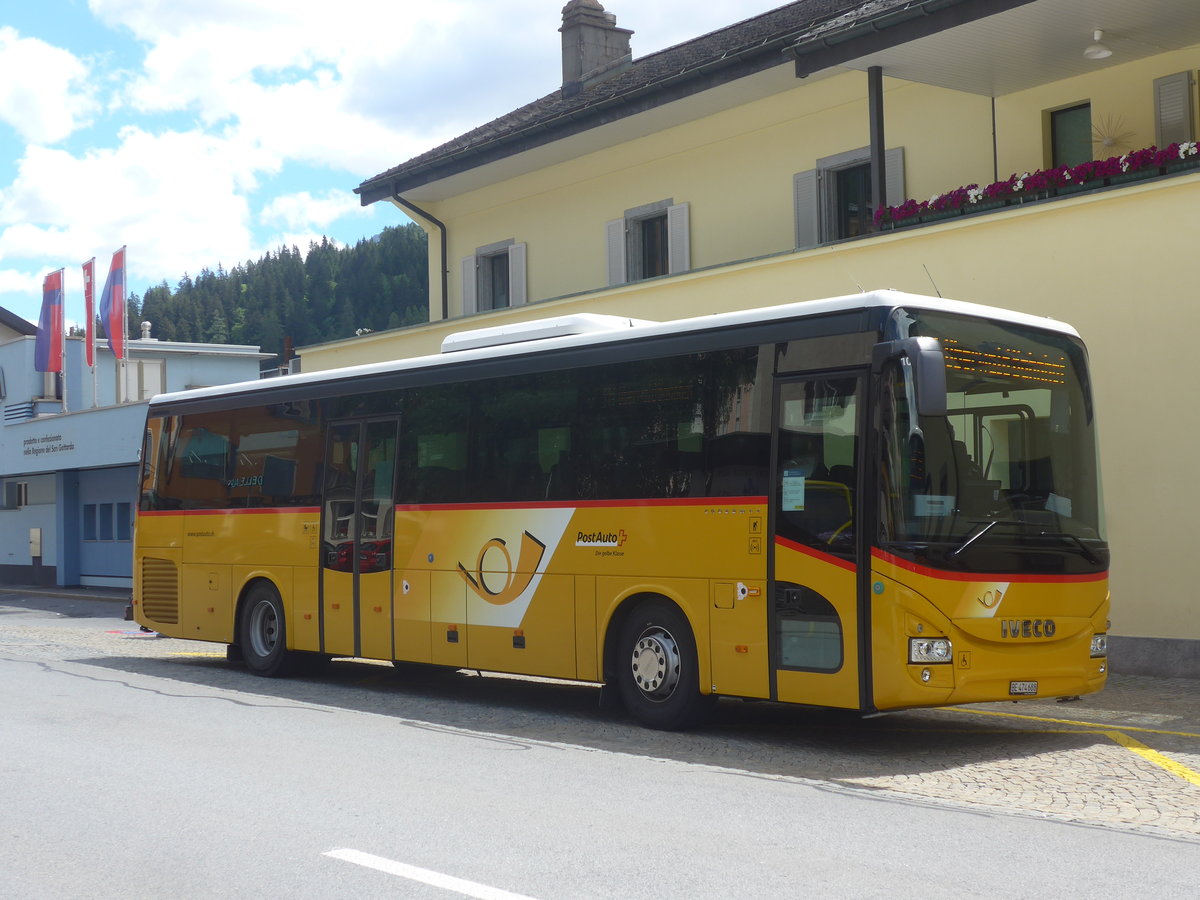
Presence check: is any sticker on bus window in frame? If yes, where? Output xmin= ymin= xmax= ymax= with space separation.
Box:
xmin=913 ymin=494 xmax=953 ymax=517
xmin=781 ymin=470 xmax=807 ymax=511
xmin=1046 ymin=493 xmax=1073 ymax=517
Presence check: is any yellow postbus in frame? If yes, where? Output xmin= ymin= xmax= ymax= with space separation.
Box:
xmin=133 ymin=290 xmax=1109 ymax=729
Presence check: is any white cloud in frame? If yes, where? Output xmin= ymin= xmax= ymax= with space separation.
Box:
xmin=0 ymin=129 xmax=257 ymax=285
xmin=0 ymin=267 xmax=39 ymax=295
xmin=261 ymin=189 xmax=365 ymax=232
xmin=0 ymin=27 xmax=96 ymax=144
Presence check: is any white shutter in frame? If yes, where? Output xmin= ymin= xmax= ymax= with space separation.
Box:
xmin=460 ymin=256 xmax=477 ymax=316
xmin=793 ymin=170 xmax=820 ymax=250
xmin=508 ymin=242 xmax=527 ymax=306
xmin=1155 ymin=71 xmax=1195 ymax=147
xmin=666 ymin=202 xmax=690 ymax=274
xmin=606 ymin=218 xmax=626 ymax=286
xmin=884 ymin=147 xmax=906 ymax=208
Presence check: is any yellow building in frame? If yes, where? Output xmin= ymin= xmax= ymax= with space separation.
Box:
xmin=303 ymin=0 xmax=1200 ymax=677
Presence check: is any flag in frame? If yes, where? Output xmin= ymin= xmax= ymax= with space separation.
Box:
xmin=98 ymin=246 xmax=126 ymax=359
xmin=83 ymin=257 xmax=96 ymax=367
xmin=35 ymin=269 xmax=65 ymax=373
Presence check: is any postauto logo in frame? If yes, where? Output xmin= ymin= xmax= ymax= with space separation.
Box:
xmin=575 ymin=529 xmax=628 ymax=548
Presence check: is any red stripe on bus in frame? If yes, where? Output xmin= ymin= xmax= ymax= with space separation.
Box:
xmin=393 ymin=496 xmax=768 ymax=512
xmin=774 ymin=535 xmax=858 ymax=573
xmin=139 ymin=497 xmax=767 ymax=516
xmin=138 ymin=507 xmax=321 ymax=516
xmin=871 ymin=548 xmax=1107 ymax=583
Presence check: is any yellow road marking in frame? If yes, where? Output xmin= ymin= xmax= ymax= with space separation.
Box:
xmin=936 ymin=706 xmax=1200 ymax=786
xmin=942 ymin=705 xmax=1200 ymax=740
xmin=1103 ymin=730 xmax=1200 ymax=788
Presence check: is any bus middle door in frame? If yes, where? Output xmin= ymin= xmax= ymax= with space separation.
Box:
xmin=770 ymin=374 xmax=864 ymax=710
xmin=321 ymin=418 xmax=398 ymax=660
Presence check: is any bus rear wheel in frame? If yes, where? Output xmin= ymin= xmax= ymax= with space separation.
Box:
xmin=617 ymin=599 xmax=712 ymax=730
xmin=239 ymin=582 xmax=296 ymax=677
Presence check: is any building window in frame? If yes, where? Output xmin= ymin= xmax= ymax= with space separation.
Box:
xmin=606 ymin=200 xmax=690 ymax=286
xmin=836 ymin=164 xmax=872 ymax=239
xmin=794 ymin=147 xmax=905 ymax=250
xmin=461 ymin=240 xmax=527 ymax=315
xmin=83 ymin=502 xmax=132 ymax=542
xmin=639 ymin=212 xmax=669 ymax=278
xmin=4 ymin=481 xmax=29 ymax=509
xmin=1050 ymin=103 xmax=1092 ymax=168
xmin=116 ymin=502 xmax=132 ymax=541
xmin=486 ymin=251 xmax=510 ymax=310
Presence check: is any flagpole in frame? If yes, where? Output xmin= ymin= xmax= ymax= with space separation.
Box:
xmin=84 ymin=257 xmax=96 ymax=408
xmin=119 ymin=246 xmax=127 ymax=403
xmin=59 ymin=268 xmax=68 ymax=414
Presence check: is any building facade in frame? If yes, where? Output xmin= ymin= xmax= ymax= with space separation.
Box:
xmin=300 ymin=0 xmax=1200 ymax=676
xmin=0 ymin=313 xmax=271 ymax=588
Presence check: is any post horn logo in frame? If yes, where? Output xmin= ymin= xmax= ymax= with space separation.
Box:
xmin=456 ymin=531 xmax=547 ymax=605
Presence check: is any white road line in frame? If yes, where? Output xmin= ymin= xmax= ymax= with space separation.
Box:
xmin=324 ymin=848 xmax=541 ymax=900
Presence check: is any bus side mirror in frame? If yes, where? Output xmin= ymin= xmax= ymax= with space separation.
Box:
xmin=872 ymin=337 xmax=948 ymax=417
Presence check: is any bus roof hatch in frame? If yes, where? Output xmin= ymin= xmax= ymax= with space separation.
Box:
xmin=440 ymin=313 xmax=656 ymax=353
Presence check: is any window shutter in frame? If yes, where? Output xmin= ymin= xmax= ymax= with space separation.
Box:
xmin=793 ymin=170 xmax=820 ymax=250
xmin=1155 ymin=71 xmax=1195 ymax=147
xmin=884 ymin=147 xmax=906 ymax=208
xmin=666 ymin=202 xmax=691 ymax=274
xmin=508 ymin=242 xmax=527 ymax=306
xmin=606 ymin=218 xmax=626 ymax=286
xmin=460 ymin=256 xmax=477 ymax=316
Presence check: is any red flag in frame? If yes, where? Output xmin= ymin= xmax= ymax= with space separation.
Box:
xmin=83 ymin=257 xmax=96 ymax=367
xmin=35 ymin=269 xmax=65 ymax=373
xmin=98 ymin=246 xmax=126 ymax=359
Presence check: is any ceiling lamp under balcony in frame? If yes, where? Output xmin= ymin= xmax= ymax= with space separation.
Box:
xmin=1084 ymin=30 xmax=1112 ymax=60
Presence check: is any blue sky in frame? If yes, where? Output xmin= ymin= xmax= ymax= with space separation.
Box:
xmin=0 ymin=0 xmax=766 ymax=326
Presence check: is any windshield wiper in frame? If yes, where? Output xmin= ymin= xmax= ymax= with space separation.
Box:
xmin=1040 ymin=531 xmax=1103 ymax=565
xmin=948 ymin=518 xmax=1104 ymax=564
xmin=948 ymin=519 xmax=1001 ymax=559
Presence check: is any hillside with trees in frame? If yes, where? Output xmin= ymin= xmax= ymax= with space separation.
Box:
xmin=128 ymin=222 xmax=428 ymax=360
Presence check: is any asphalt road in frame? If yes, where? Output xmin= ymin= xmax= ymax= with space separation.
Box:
xmin=1 ymin=591 xmax=1198 ymax=898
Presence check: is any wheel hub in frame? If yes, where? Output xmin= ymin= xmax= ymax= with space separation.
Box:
xmin=631 ymin=627 xmax=681 ymax=700
xmin=248 ymin=600 xmax=279 ymax=657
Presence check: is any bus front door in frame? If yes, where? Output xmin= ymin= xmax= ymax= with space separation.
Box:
xmin=321 ymin=419 xmax=398 ymax=660
xmin=770 ymin=375 xmax=864 ymax=710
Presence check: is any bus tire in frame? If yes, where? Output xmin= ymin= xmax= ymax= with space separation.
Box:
xmin=238 ymin=582 xmax=296 ymax=677
xmin=617 ymin=599 xmax=712 ymax=730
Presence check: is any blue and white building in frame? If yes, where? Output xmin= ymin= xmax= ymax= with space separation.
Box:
xmin=0 ymin=307 xmax=272 ymax=588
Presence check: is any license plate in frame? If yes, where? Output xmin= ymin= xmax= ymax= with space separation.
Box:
xmin=1009 ymin=681 xmax=1038 ymax=696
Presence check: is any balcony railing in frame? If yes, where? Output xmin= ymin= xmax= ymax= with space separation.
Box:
xmin=876 ymin=142 xmax=1200 ymax=231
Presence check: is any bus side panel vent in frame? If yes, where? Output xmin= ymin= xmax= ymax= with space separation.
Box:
xmin=141 ymin=557 xmax=180 ymax=625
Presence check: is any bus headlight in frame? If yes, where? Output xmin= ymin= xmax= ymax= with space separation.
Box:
xmin=910 ymin=637 xmax=952 ymax=664
xmin=1090 ymin=634 xmax=1108 ymax=658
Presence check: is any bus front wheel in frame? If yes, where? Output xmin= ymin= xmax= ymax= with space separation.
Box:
xmin=617 ymin=599 xmax=712 ymax=730
xmin=239 ymin=582 xmax=295 ymax=677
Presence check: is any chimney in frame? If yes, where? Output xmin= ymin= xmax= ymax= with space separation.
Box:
xmin=560 ymin=0 xmax=633 ymax=96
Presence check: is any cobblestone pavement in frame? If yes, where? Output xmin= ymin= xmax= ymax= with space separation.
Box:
xmin=3 ymin=588 xmax=1198 ymax=842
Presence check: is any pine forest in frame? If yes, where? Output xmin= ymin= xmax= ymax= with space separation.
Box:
xmin=126 ymin=222 xmax=428 ymax=360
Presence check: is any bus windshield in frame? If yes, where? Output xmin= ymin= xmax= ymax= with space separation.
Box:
xmin=879 ymin=310 xmax=1107 ymax=574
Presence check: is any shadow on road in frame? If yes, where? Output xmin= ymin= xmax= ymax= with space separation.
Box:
xmin=74 ymin=648 xmax=1109 ymax=785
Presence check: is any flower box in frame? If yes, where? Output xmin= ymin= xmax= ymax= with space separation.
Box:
xmin=964 ymin=199 xmax=1007 ymax=214
xmin=875 ymin=140 xmax=1199 ymax=229
xmin=1106 ymin=169 xmax=1156 ymax=186
xmin=918 ymin=209 xmax=962 ymax=223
